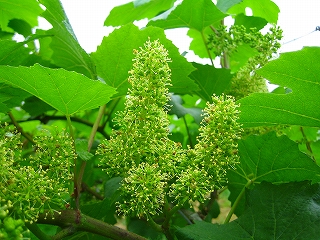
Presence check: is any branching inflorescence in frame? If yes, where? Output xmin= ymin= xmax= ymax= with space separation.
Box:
xmin=97 ymin=39 xmax=243 ymax=218
xmin=0 ymin=124 xmax=75 ymax=225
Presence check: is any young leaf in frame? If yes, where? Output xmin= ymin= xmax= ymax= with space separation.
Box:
xmin=39 ymin=0 xmax=96 ymax=78
xmin=0 ymin=0 xmax=43 ymax=32
xmin=147 ymin=0 xmax=226 ymax=31
xmin=227 ymin=132 xmax=320 ymax=216
xmin=104 ymin=0 xmax=176 ymax=26
xmin=176 ymin=181 xmax=320 ymax=240
xmin=239 ymin=47 xmax=320 ymax=128
xmin=0 ymin=64 xmax=116 ymax=116
xmin=91 ymin=23 xmax=198 ymax=96
xmin=228 ymin=0 xmax=279 ymax=24
xmin=189 ymin=63 xmax=232 ymax=102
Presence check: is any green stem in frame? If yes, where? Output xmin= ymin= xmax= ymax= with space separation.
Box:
xmin=201 ymin=30 xmax=214 ymax=66
xmin=36 ymin=210 xmax=146 ymax=240
xmin=147 ymin=214 xmax=162 ymax=232
xmin=88 ymin=105 xmax=106 ymax=151
xmin=25 ymin=222 xmax=52 ymax=240
xmin=224 ymin=180 xmax=253 ymax=224
xmin=8 ymin=111 xmax=35 ymax=144
xmin=66 ymin=115 xmax=79 ymax=210
xmin=183 ymin=116 xmax=193 ymax=148
xmin=162 ymin=201 xmax=181 ymax=240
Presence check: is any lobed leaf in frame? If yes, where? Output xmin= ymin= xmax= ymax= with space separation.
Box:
xmin=228 ymin=0 xmax=279 ymax=24
xmin=176 ymin=181 xmax=320 ymax=240
xmin=39 ymin=0 xmax=96 ymax=78
xmin=216 ymin=0 xmax=243 ymax=13
xmin=91 ymin=23 xmax=198 ymax=96
xmin=239 ymin=47 xmax=320 ymax=128
xmin=189 ymin=63 xmax=232 ymax=102
xmin=0 ymin=64 xmax=116 ymax=116
xmin=104 ymin=0 xmax=176 ymax=26
xmin=0 ymin=0 xmax=43 ymax=32
xmin=227 ymin=132 xmax=320 ymax=215
xmin=147 ymin=0 xmax=226 ymax=31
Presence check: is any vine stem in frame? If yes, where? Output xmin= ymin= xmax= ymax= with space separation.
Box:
xmin=224 ymin=179 xmax=253 ymax=224
xmin=8 ymin=111 xmax=35 ymax=144
xmin=35 ymin=210 xmax=146 ymax=240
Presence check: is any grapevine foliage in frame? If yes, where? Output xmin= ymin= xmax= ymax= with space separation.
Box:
xmin=1 ymin=0 xmax=320 ymax=240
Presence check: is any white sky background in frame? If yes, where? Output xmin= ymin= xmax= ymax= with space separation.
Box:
xmin=56 ymin=0 xmax=320 ymax=57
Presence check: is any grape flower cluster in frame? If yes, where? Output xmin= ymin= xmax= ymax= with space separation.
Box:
xmin=208 ymin=25 xmax=283 ymax=99
xmin=0 ymin=124 xmax=75 ymax=224
xmin=97 ymin=39 xmax=243 ymax=218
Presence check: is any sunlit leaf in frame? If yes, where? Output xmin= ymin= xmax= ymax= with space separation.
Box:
xmin=0 ymin=0 xmax=42 ymax=32
xmin=228 ymin=0 xmax=279 ymax=24
xmin=147 ymin=0 xmax=226 ymax=31
xmin=239 ymin=47 xmax=320 ymax=128
xmin=39 ymin=0 xmax=96 ymax=78
xmin=91 ymin=23 xmax=198 ymax=96
xmin=0 ymin=64 xmax=116 ymax=116
xmin=104 ymin=0 xmax=175 ymax=26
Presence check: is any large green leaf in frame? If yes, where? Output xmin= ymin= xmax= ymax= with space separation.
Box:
xmin=0 ymin=64 xmax=116 ymax=116
xmin=0 ymin=83 xmax=30 ymax=113
xmin=238 ymin=47 xmax=320 ymax=128
xmin=0 ymin=0 xmax=43 ymax=32
xmin=147 ymin=0 xmax=226 ymax=31
xmin=104 ymin=0 xmax=176 ymax=26
xmin=189 ymin=63 xmax=232 ymax=102
xmin=216 ymin=0 xmax=243 ymax=13
xmin=91 ymin=23 xmax=198 ymax=96
xmin=227 ymin=132 xmax=320 ymax=216
xmin=228 ymin=0 xmax=279 ymax=24
xmin=0 ymin=40 xmax=31 ymax=66
xmin=38 ymin=0 xmax=96 ymax=78
xmin=176 ymin=181 xmax=320 ymax=240
xmin=234 ymin=14 xmax=267 ymax=31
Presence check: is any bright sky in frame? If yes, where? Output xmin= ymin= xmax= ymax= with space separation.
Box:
xmin=56 ymin=0 xmax=320 ymax=56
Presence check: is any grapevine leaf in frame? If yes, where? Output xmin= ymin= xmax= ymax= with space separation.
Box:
xmin=21 ymin=96 xmax=53 ymax=116
xmin=176 ymin=181 xmax=320 ymax=240
xmin=0 ymin=39 xmax=31 ymax=66
xmin=228 ymin=0 xmax=279 ymax=24
xmin=0 ymin=83 xmax=30 ymax=113
xmin=0 ymin=0 xmax=43 ymax=32
xmin=229 ymin=44 xmax=258 ymax=72
xmin=0 ymin=64 xmax=116 ymax=116
xmin=187 ymin=27 xmax=213 ymax=58
xmin=168 ymin=95 xmax=202 ymax=124
xmin=227 ymin=132 xmax=320 ymax=216
xmin=234 ymin=14 xmax=268 ymax=31
xmin=216 ymin=0 xmax=243 ymax=12
xmin=38 ymin=0 xmax=96 ymax=78
xmin=238 ymin=47 xmax=320 ymax=128
xmin=91 ymin=23 xmax=198 ymax=96
xmin=189 ymin=63 xmax=232 ymax=102
xmin=147 ymin=0 xmax=226 ymax=31
xmin=104 ymin=0 xmax=176 ymax=27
